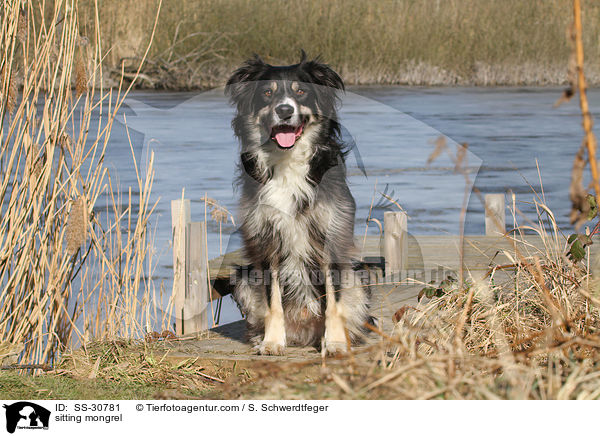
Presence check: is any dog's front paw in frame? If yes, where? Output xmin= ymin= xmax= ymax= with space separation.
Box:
xmin=258 ymin=341 xmax=286 ymax=356
xmin=324 ymin=341 xmax=348 ymax=356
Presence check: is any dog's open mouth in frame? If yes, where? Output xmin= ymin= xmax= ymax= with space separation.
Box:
xmin=271 ymin=123 xmax=304 ymax=149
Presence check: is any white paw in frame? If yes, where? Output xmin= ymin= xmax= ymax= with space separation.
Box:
xmin=258 ymin=341 xmax=286 ymax=356
xmin=324 ymin=340 xmax=348 ymax=356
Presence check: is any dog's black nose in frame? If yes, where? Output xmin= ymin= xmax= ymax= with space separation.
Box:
xmin=275 ymin=104 xmax=294 ymax=120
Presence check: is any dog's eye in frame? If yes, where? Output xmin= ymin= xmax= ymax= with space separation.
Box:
xmin=263 ymin=89 xmax=273 ymax=97
xmin=296 ymin=89 xmax=305 ymax=96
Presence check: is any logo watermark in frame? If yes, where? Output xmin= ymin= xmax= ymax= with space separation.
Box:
xmin=3 ymin=402 xmax=50 ymax=433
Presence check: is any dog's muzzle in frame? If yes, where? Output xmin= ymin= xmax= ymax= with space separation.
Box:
xmin=271 ymin=123 xmax=304 ymax=148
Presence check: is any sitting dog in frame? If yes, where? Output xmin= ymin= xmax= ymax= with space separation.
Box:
xmin=226 ymin=51 xmax=373 ymax=355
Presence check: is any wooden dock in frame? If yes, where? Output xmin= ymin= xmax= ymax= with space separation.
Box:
xmin=164 ymin=194 xmax=597 ymax=363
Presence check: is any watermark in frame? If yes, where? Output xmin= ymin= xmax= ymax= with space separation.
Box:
xmin=3 ymin=402 xmax=51 ymax=434
xmin=231 ymin=263 xmax=455 ymax=289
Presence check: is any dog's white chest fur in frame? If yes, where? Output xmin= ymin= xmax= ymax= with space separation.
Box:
xmin=258 ymin=174 xmax=311 ymax=263
xmin=255 ymin=138 xmax=314 ymax=215
xmin=248 ymin=142 xmax=323 ymax=314
xmin=262 ymin=159 xmax=310 ymax=213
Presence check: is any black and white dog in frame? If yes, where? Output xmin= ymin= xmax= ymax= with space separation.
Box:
xmin=226 ymin=52 xmax=372 ymax=355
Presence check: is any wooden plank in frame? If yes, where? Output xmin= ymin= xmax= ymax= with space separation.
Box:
xmin=209 ymin=249 xmax=246 ymax=279
xmin=206 ymin=234 xmax=590 ymax=291
xmin=184 ymin=221 xmax=209 ymax=334
xmin=485 ymin=194 xmax=506 ymax=236
xmin=171 ymin=199 xmax=190 ymax=336
xmin=207 ymin=236 xmax=385 ymax=282
xmin=383 ymin=211 xmax=408 ymax=276
xmin=203 ymin=232 xmax=600 ymax=306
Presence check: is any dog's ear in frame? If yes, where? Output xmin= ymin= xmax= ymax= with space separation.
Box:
xmin=301 ymin=57 xmax=344 ymax=120
xmin=302 ymin=57 xmax=344 ymax=93
xmin=225 ymin=55 xmax=268 ymax=106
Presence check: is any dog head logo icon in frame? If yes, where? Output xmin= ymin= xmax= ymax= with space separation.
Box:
xmin=3 ymin=402 xmax=50 ymax=433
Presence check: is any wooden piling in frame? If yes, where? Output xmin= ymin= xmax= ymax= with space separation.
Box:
xmin=383 ymin=211 xmax=408 ymax=276
xmin=171 ymin=199 xmax=190 ymax=335
xmin=172 ymin=199 xmax=210 ymax=335
xmin=485 ymin=194 xmax=506 ymax=236
xmin=186 ymin=221 xmax=209 ymax=333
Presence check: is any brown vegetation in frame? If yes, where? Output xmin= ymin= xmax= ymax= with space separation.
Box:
xmin=75 ymin=0 xmax=600 ymax=89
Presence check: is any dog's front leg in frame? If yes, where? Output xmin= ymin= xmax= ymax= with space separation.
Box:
xmin=323 ymin=264 xmax=348 ymax=355
xmin=259 ymin=265 xmax=286 ymax=355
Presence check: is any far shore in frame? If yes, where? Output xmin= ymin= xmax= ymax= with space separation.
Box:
xmin=76 ymin=0 xmax=600 ymax=91
xmin=103 ymin=63 xmax=597 ymax=91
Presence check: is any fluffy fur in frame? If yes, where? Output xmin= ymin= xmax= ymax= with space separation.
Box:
xmin=226 ymin=52 xmax=373 ymax=355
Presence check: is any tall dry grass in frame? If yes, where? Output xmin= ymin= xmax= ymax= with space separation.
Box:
xmin=0 ymin=0 xmax=168 ymax=366
xmin=78 ymin=0 xmax=600 ymax=88
xmin=361 ymin=197 xmax=600 ymax=399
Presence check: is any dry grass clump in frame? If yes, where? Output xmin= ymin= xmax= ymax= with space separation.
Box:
xmin=371 ymin=202 xmax=600 ymax=399
xmin=412 ymin=231 xmax=597 ymax=359
xmin=53 ymin=339 xmax=229 ymax=398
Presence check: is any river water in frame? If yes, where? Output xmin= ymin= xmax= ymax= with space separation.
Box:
xmin=103 ymin=86 xmax=599 ymax=326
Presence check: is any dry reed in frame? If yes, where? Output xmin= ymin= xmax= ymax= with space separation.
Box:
xmin=566 ymin=0 xmax=600 ymax=231
xmin=0 ymin=0 xmax=170 ymax=367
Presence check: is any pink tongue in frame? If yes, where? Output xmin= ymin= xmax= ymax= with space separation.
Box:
xmin=274 ymin=132 xmax=296 ymax=148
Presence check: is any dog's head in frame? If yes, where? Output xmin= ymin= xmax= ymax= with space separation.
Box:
xmin=225 ymin=51 xmax=344 ymax=150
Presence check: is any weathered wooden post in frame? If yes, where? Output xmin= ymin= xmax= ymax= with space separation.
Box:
xmin=485 ymin=194 xmax=506 ymax=236
xmin=171 ymin=199 xmax=190 ymax=335
xmin=171 ymin=198 xmax=209 ymax=335
xmin=185 ymin=221 xmax=208 ymax=333
xmin=384 ymin=211 xmax=408 ymax=277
